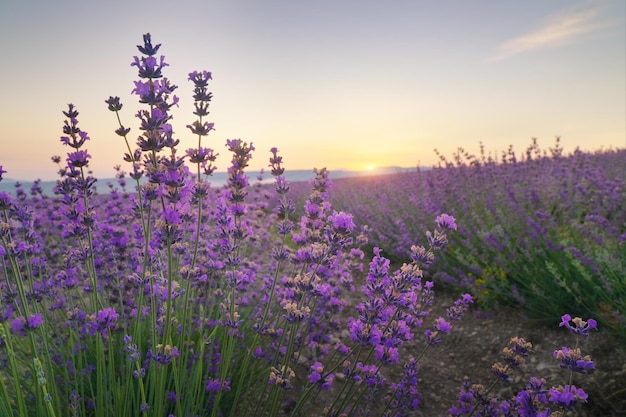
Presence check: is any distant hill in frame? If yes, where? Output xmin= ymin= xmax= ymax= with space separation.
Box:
xmin=0 ymin=166 xmax=425 ymax=196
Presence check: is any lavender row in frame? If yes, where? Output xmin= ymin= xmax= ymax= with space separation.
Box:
xmin=325 ymin=141 xmax=625 ymax=338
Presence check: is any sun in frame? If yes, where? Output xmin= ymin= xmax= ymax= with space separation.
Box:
xmin=365 ymin=165 xmax=376 ymax=171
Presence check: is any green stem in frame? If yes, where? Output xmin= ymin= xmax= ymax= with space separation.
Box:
xmin=0 ymin=324 xmax=26 ymax=417
xmin=231 ymin=228 xmax=290 ymax=415
xmin=466 ymin=369 xmax=507 ymax=417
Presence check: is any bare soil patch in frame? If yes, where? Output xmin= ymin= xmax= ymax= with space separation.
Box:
xmin=401 ymin=289 xmax=626 ymax=416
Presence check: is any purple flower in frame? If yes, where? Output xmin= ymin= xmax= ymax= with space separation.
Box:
xmin=147 ymin=345 xmax=180 ymax=366
xmin=187 ymin=120 xmax=215 ymax=136
xmin=449 ymin=377 xmax=476 ymax=416
xmin=513 ymin=377 xmax=550 ymax=417
xmin=434 ymin=317 xmax=451 ymax=333
xmin=269 ymin=147 xmax=285 ymax=177
xmin=27 ymin=313 xmax=44 ymax=329
xmin=355 ymin=362 xmax=381 ymax=386
xmin=553 ymin=346 xmax=595 ymax=374
xmin=96 ymin=307 xmax=119 ymax=325
xmin=491 ymin=362 xmax=512 ymax=382
xmin=308 ymin=362 xmax=324 ymax=384
xmin=131 ymin=55 xmax=169 ymax=79
xmin=137 ymin=33 xmax=161 ymax=56
xmin=387 ymin=358 xmax=422 ymax=413
xmin=308 ymin=361 xmax=333 ymax=389
xmin=105 ymin=96 xmax=123 ymax=112
xmin=501 ymin=337 xmax=532 ymax=369
xmin=66 ymin=150 xmax=91 ymax=168
xmin=328 ymin=211 xmax=355 ymax=234
xmin=321 ymin=373 xmax=335 ymax=390
xmin=189 ymin=70 xmax=212 ymax=85
xmin=424 ymin=329 xmax=443 ymax=346
xmin=446 ymin=294 xmax=473 ymax=321
xmin=90 ymin=307 xmax=119 ymax=337
xmin=348 ymin=319 xmax=382 ymax=346
xmin=206 ymin=377 xmax=231 ymax=393
xmin=436 ymin=213 xmax=457 ymax=230
xmin=410 ymin=245 xmax=434 ymax=267
xmin=10 ymin=317 xmax=26 ymax=335
xmin=426 ymin=229 xmax=448 ymax=250
xmin=559 ymin=314 xmax=597 ymax=338
xmin=374 ymin=345 xmax=399 ymax=364
xmin=548 ymin=385 xmax=588 ymax=411
xmin=60 ymin=105 xmax=89 ymax=149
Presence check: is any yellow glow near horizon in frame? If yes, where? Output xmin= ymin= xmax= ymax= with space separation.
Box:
xmin=0 ymin=2 xmax=624 ymax=182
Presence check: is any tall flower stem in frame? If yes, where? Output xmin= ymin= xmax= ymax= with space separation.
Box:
xmin=0 ymin=324 xmax=27 ymax=417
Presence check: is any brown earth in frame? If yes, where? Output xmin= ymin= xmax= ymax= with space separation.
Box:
xmin=279 ymin=288 xmax=625 ymax=417
xmin=393 ymin=289 xmax=626 ymax=417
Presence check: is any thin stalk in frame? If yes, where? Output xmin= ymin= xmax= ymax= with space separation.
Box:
xmin=466 ymin=368 xmax=508 ymax=417
xmin=323 ymin=350 xmax=366 ymax=417
xmin=0 ymin=324 xmax=26 ymax=417
xmin=290 ymin=347 xmax=356 ymax=417
xmin=231 ymin=227 xmax=291 ymax=414
xmin=178 ymin=126 xmax=207 ymax=409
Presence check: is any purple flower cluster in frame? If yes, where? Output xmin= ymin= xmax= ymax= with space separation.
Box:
xmin=10 ymin=313 xmax=44 ymax=336
xmin=260 ymin=167 xmax=367 ymax=400
xmin=88 ymin=307 xmax=119 ymax=338
xmin=317 ymin=215 xmax=472 ymax=416
xmin=553 ymin=346 xmax=595 ymax=374
xmin=548 ymin=384 xmax=588 ymax=411
xmin=385 ymin=357 xmax=421 ymax=414
xmin=559 ymin=314 xmax=597 ymax=338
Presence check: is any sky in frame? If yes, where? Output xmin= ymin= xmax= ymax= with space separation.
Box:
xmin=1 ymin=0 xmax=624 ymax=181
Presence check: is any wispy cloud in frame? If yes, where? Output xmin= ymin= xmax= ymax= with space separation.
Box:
xmin=489 ymin=4 xmax=612 ymax=61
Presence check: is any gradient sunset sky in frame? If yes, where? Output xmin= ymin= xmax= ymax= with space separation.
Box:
xmin=1 ymin=0 xmax=624 ymax=181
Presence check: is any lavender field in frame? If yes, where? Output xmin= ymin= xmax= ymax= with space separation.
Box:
xmin=324 ymin=141 xmax=625 ymax=336
xmin=1 ymin=34 xmax=623 ymax=417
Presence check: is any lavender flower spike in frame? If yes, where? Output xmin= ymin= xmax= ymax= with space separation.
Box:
xmin=553 ymin=346 xmax=595 ymax=374
xmin=436 ymin=213 xmax=457 ymax=230
xmin=549 ymin=385 xmax=588 ymax=411
xmin=559 ymin=314 xmax=598 ymax=338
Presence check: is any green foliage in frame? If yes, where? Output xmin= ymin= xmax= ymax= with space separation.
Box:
xmin=329 ymin=141 xmax=626 ymax=341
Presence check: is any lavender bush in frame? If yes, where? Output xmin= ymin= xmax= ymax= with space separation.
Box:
xmin=0 ymin=34 xmax=601 ymax=416
xmin=325 ymin=141 xmax=625 ymax=340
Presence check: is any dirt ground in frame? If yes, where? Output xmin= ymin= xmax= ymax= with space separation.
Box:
xmin=398 ymin=289 xmax=626 ymax=417
xmin=279 ymin=287 xmax=625 ymax=417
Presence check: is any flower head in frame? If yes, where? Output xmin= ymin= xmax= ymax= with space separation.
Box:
xmin=549 ymin=385 xmax=588 ymax=411
xmin=328 ymin=211 xmax=355 ymax=234
xmin=27 ymin=313 xmax=44 ymax=329
xmin=137 ymin=33 xmax=161 ymax=56
xmin=436 ymin=213 xmax=457 ymax=230
xmin=105 ymin=96 xmax=124 ymax=112
xmin=308 ymin=361 xmax=324 ymax=384
xmin=559 ymin=314 xmax=597 ymax=338
xmin=67 ymin=150 xmax=91 ymax=168
xmin=553 ymin=346 xmax=595 ymax=374
xmin=188 ymin=70 xmax=212 ymax=87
